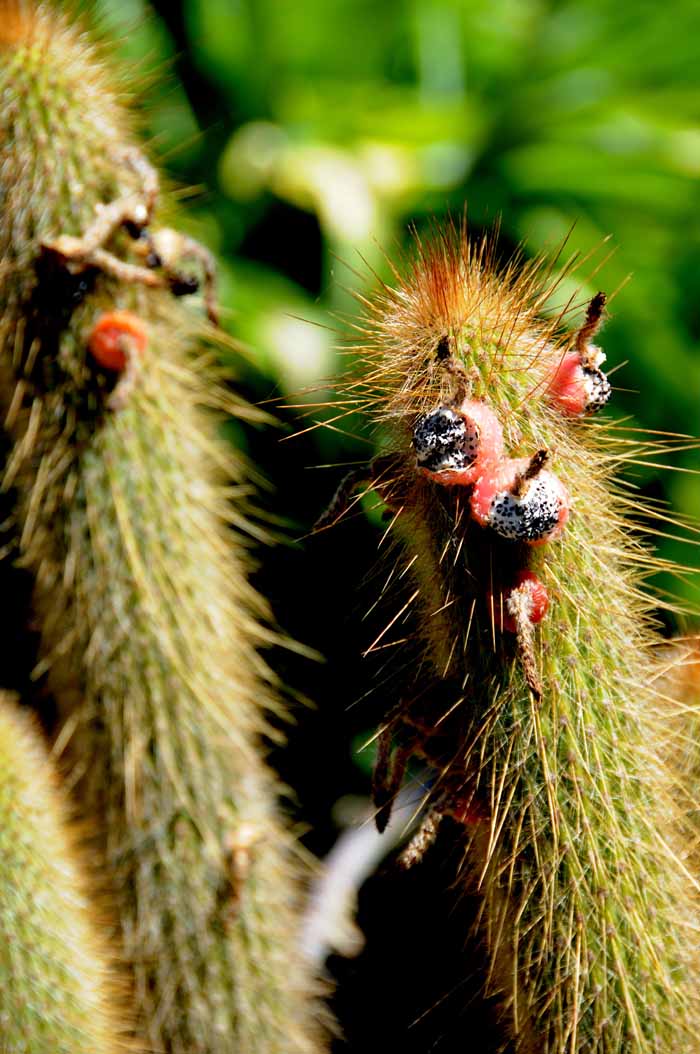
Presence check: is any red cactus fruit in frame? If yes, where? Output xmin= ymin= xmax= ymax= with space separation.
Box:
xmin=88 ymin=310 xmax=148 ymax=371
xmin=470 ymin=452 xmax=570 ymax=545
xmin=412 ymin=398 xmax=503 ymax=486
xmin=547 ymin=350 xmax=611 ymax=416
xmin=488 ymin=570 xmax=549 ymax=633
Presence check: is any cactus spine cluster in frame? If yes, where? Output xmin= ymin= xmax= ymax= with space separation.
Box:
xmin=334 ymin=227 xmax=700 ymax=1051
xmin=0 ymin=692 xmax=124 ymax=1054
xmin=0 ymin=5 xmax=324 ymax=1052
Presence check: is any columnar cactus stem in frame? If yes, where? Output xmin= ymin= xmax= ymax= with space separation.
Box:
xmin=332 ymin=225 xmax=700 ymax=1051
xmin=0 ymin=692 xmax=125 ymax=1054
xmin=0 ymin=6 xmax=325 ymax=1052
xmin=655 ymin=636 xmax=700 ymax=873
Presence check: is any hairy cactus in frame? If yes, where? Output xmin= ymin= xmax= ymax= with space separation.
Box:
xmin=655 ymin=636 xmax=700 ymax=872
xmin=328 ymin=226 xmax=700 ymax=1051
xmin=0 ymin=692 xmax=124 ymax=1054
xmin=0 ymin=5 xmax=325 ymax=1052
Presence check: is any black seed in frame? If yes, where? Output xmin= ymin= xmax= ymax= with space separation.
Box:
xmin=412 ymin=407 xmax=479 ymax=473
xmin=489 ymin=478 xmax=560 ymax=541
xmin=583 ymin=367 xmax=611 ymax=413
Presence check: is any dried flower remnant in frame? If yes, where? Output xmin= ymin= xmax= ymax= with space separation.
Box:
xmin=547 ymin=291 xmax=611 ymax=415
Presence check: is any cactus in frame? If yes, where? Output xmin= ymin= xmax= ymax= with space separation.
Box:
xmin=0 ymin=691 xmax=124 ymax=1054
xmin=0 ymin=5 xmax=325 ymax=1052
xmin=655 ymin=636 xmax=700 ymax=873
xmin=329 ymin=225 xmax=700 ymax=1051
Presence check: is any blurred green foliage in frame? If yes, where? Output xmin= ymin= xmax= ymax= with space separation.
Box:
xmin=94 ymin=0 xmax=700 ymax=597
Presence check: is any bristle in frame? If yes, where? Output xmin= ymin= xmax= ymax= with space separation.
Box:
xmin=0 ymin=8 xmax=326 ymax=1053
xmin=333 ymin=220 xmax=700 ymax=1051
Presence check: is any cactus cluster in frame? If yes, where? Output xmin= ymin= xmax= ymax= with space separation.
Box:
xmin=3 ymin=4 xmax=700 ymax=1054
xmin=0 ymin=5 xmax=325 ymax=1053
xmin=329 ymin=225 xmax=700 ymax=1051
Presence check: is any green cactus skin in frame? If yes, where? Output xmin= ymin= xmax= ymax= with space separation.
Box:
xmin=656 ymin=637 xmax=700 ymax=874
xmin=0 ymin=692 xmax=125 ymax=1054
xmin=334 ymin=227 xmax=700 ymax=1052
xmin=0 ymin=6 xmax=326 ymax=1053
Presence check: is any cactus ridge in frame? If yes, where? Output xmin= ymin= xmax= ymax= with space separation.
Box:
xmin=0 ymin=692 xmax=126 ymax=1054
xmin=0 ymin=6 xmax=326 ymax=1053
xmin=332 ymin=222 xmax=700 ymax=1052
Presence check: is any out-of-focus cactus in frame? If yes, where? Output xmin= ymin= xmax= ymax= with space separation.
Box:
xmin=0 ymin=691 xmax=125 ymax=1054
xmin=0 ymin=5 xmax=326 ymax=1052
xmin=328 ymin=225 xmax=700 ymax=1051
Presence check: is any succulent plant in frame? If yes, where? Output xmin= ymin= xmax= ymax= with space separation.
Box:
xmin=329 ymin=224 xmax=700 ymax=1051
